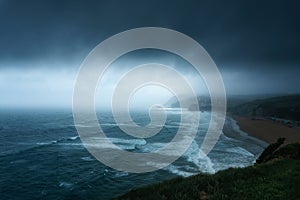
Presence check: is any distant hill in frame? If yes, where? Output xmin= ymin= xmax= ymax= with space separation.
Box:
xmin=164 ymin=95 xmax=211 ymax=111
xmin=229 ymin=95 xmax=300 ymax=121
xmin=165 ymin=94 xmax=300 ymax=120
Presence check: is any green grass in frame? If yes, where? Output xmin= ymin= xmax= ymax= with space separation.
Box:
xmin=116 ymin=144 xmax=300 ymax=200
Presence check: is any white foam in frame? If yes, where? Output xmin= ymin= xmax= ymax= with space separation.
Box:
xmin=74 ymin=124 xmax=93 ymax=128
xmin=117 ymin=144 xmax=136 ymax=150
xmin=115 ymin=171 xmax=129 ymax=177
xmin=183 ymin=140 xmax=215 ymax=174
xmin=36 ymin=142 xmax=51 ymax=145
xmin=103 ymin=169 xmax=109 ymax=175
xmin=36 ymin=140 xmax=59 ymax=145
xmin=141 ymin=142 xmax=165 ymax=153
xmin=224 ymin=146 xmax=254 ymax=157
xmin=164 ymin=164 xmax=196 ymax=177
xmin=141 ymin=138 xmax=215 ymax=174
xmin=59 ymin=181 xmax=73 ymax=189
xmin=68 ymin=136 xmax=79 ymax=140
xmin=145 ymin=161 xmax=171 ymax=169
xmin=229 ymin=118 xmax=249 ymax=137
xmin=81 ymin=156 xmax=94 ymax=161
xmin=99 ymin=123 xmax=117 ymax=127
xmin=80 ymin=137 xmax=146 ymax=150
xmin=109 ymin=138 xmax=147 ymax=146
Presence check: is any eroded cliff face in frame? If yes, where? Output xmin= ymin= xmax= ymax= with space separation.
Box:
xmin=256 ymin=138 xmax=300 ymax=164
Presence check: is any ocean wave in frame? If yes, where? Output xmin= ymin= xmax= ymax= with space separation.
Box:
xmin=36 ymin=136 xmax=79 ymax=146
xmin=36 ymin=140 xmax=58 ymax=145
xmin=73 ymin=124 xmax=94 ymax=128
xmin=76 ymin=137 xmax=147 ymax=151
xmin=228 ymin=117 xmax=248 ymax=137
xmin=81 ymin=156 xmax=94 ymax=161
xmin=59 ymin=181 xmax=74 ymax=189
xmin=109 ymin=138 xmax=147 ymax=146
xmin=164 ymin=164 xmax=196 ymax=177
xmin=183 ymin=140 xmax=215 ymax=174
xmin=99 ymin=123 xmax=116 ymax=128
xmin=141 ymin=139 xmax=215 ymax=174
xmin=67 ymin=136 xmax=80 ymax=141
xmin=145 ymin=161 xmax=174 ymax=170
xmin=223 ymin=146 xmax=254 ymax=157
xmin=114 ymin=171 xmax=129 ymax=177
xmin=212 ymin=158 xmax=253 ymax=172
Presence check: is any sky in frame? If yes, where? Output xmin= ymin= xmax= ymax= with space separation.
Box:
xmin=0 ymin=0 xmax=299 ymax=108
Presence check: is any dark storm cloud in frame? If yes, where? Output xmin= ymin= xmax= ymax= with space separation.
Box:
xmin=0 ymin=0 xmax=299 ymax=69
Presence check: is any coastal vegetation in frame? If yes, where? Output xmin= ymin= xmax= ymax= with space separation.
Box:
xmin=116 ymin=95 xmax=300 ymax=199
xmin=229 ymin=95 xmax=300 ymax=121
xmin=166 ymin=95 xmax=300 ymax=122
xmin=116 ymin=142 xmax=300 ymax=200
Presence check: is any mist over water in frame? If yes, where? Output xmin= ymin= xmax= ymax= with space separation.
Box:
xmin=1 ymin=63 xmax=299 ymax=110
xmin=2 ymin=59 xmax=299 ymax=110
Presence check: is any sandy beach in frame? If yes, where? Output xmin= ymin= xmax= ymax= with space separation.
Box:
xmin=233 ymin=116 xmax=300 ymax=145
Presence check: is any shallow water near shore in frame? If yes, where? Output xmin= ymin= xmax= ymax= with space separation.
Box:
xmin=0 ymin=109 xmax=265 ymax=199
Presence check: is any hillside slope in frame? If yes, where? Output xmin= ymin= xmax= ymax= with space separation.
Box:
xmin=116 ymin=143 xmax=300 ymax=200
xmin=229 ymin=95 xmax=300 ymax=121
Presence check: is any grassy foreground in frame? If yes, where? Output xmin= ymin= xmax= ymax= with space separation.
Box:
xmin=116 ymin=143 xmax=300 ymax=200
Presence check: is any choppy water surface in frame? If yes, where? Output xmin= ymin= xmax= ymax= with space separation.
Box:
xmin=0 ymin=109 xmax=264 ymax=199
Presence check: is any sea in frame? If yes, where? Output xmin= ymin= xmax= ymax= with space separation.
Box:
xmin=0 ymin=109 xmax=266 ymax=199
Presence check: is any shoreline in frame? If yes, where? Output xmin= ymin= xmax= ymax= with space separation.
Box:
xmin=222 ymin=116 xmax=268 ymax=157
xmin=233 ymin=116 xmax=300 ymax=145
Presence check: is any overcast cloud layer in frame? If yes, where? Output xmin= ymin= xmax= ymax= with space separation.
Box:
xmin=0 ymin=0 xmax=299 ymax=108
